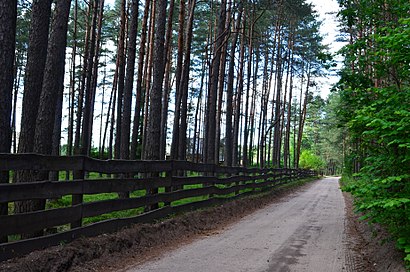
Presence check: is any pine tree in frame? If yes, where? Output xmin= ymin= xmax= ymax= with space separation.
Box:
xmin=0 ymin=0 xmax=17 ymax=242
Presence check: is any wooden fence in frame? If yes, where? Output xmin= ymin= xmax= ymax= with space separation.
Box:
xmin=0 ymin=153 xmax=316 ymax=261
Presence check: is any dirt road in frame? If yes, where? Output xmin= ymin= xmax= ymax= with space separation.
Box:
xmin=125 ymin=177 xmax=346 ymax=272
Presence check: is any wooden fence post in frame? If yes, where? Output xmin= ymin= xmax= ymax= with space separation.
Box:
xmin=71 ymin=156 xmax=84 ymax=229
xmin=0 ymin=170 xmax=8 ymax=243
xmin=165 ymin=169 xmax=172 ymax=206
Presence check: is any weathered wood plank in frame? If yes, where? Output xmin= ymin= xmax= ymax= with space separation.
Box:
xmin=0 ymin=206 xmax=82 ymax=236
xmin=0 ymin=154 xmax=175 ymax=173
xmin=0 ymin=153 xmax=84 ymax=171
xmin=83 ymin=158 xmax=173 ymax=173
xmin=0 ymin=177 xmax=172 ymax=202
xmin=0 ymin=173 xmax=279 ymax=203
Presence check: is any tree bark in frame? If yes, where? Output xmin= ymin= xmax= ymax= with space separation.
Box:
xmin=0 ymin=0 xmax=17 ymax=242
xmin=205 ymin=0 xmax=227 ymax=164
xmin=131 ymin=0 xmax=151 ymax=160
xmin=242 ymin=23 xmax=254 ymax=167
xmin=160 ymin=0 xmax=175 ymax=160
xmin=296 ymin=63 xmax=311 ymax=168
xmin=67 ymin=0 xmax=78 ymax=158
xmin=114 ymin=0 xmax=127 ymax=159
xmin=232 ymin=17 xmax=246 ymax=166
xmin=79 ymin=0 xmax=101 ymax=156
xmin=144 ymin=0 xmax=167 ymax=161
xmin=17 ymin=0 xmax=52 ymax=155
xmin=272 ymin=28 xmax=283 ymax=168
xmin=144 ymin=0 xmax=167 ymax=210
xmin=177 ymin=0 xmax=196 ymax=161
xmin=74 ymin=3 xmax=91 ymax=154
xmin=215 ymin=2 xmax=231 ymax=164
xmin=14 ymin=0 xmax=52 ymax=222
xmin=142 ymin=2 xmax=156 ymax=156
xmin=24 ymin=0 xmax=71 ymax=237
xmin=224 ymin=5 xmax=242 ymax=166
xmin=88 ymin=0 xmax=105 ymax=156
xmin=170 ymin=0 xmax=186 ymax=160
xmin=248 ymin=45 xmax=260 ymax=166
xmin=120 ymin=0 xmax=139 ymax=160
xmin=284 ymin=31 xmax=295 ymax=169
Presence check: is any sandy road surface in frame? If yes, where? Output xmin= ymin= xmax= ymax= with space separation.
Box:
xmin=125 ymin=177 xmax=346 ymax=272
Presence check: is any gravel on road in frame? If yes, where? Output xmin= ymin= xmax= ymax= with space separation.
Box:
xmin=126 ymin=177 xmax=346 ymax=272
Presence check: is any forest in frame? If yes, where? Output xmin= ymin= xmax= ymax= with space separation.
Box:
xmin=0 ymin=0 xmax=408 ymax=264
xmin=0 ymin=0 xmax=336 ymax=169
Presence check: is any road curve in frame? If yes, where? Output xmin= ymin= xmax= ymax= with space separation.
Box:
xmin=125 ymin=177 xmax=346 ymax=272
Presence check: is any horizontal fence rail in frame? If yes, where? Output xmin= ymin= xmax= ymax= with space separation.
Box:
xmin=0 ymin=153 xmax=316 ymax=261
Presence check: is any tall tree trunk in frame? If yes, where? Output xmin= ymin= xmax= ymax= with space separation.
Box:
xmin=215 ymin=3 xmax=230 ymax=164
xmin=72 ymin=0 xmax=98 ymax=227
xmin=232 ymin=17 xmax=246 ymax=166
xmin=144 ymin=0 xmax=167 ymax=210
xmin=296 ymin=63 xmax=311 ymax=168
xmin=120 ymin=0 xmax=139 ymax=160
xmin=108 ymin=83 xmax=117 ymax=159
xmin=131 ymin=0 xmax=151 ymax=160
xmin=0 ymin=0 xmax=17 ymax=243
xmin=170 ymin=0 xmax=186 ymax=160
xmin=248 ymin=45 xmax=260 ymax=166
xmin=88 ymin=0 xmax=105 ymax=156
xmin=35 ymin=0 xmax=71 ymax=173
xmin=67 ymin=0 xmax=78 ymax=158
xmin=177 ymin=0 xmax=197 ymax=161
xmin=17 ymin=0 xmax=52 ymax=155
xmin=142 ymin=2 xmax=156 ymax=156
xmin=144 ymin=0 xmax=167 ymax=160
xmin=74 ymin=3 xmax=91 ymax=154
xmin=272 ymin=28 xmax=283 ymax=168
xmin=201 ymin=8 xmax=212 ymax=164
xmin=160 ymin=0 xmax=175 ymax=160
xmin=101 ymin=78 xmax=115 ymax=159
xmin=279 ymin=46 xmax=291 ymax=168
xmin=114 ymin=0 xmax=127 ymax=159
xmin=205 ymin=0 xmax=227 ymax=164
xmin=79 ymin=0 xmax=100 ymax=157
xmin=29 ymin=0 xmax=71 ymax=237
xmin=98 ymin=63 xmax=107 ymax=159
xmin=284 ymin=32 xmax=295 ymax=169
xmin=192 ymin=56 xmax=206 ymax=162
xmin=258 ymin=36 xmax=272 ymax=168
xmin=242 ymin=24 xmax=254 ymax=167
xmin=14 ymin=0 xmax=52 ymax=223
xmin=12 ymin=66 xmax=22 ymax=154
xmin=224 ymin=5 xmax=242 ymax=166
xmin=108 ymin=40 xmax=120 ymax=160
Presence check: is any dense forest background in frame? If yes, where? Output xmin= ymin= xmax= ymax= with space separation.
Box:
xmin=1 ymin=0 xmax=339 ymax=171
xmin=0 ymin=0 xmax=409 ymax=263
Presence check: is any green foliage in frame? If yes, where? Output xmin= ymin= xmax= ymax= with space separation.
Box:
xmin=300 ymin=93 xmax=345 ymax=175
xmin=337 ymin=0 xmax=410 ymax=265
xmin=299 ymin=150 xmax=325 ymax=171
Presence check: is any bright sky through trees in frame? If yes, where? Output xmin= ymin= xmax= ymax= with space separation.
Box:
xmin=307 ymin=0 xmax=345 ymax=98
